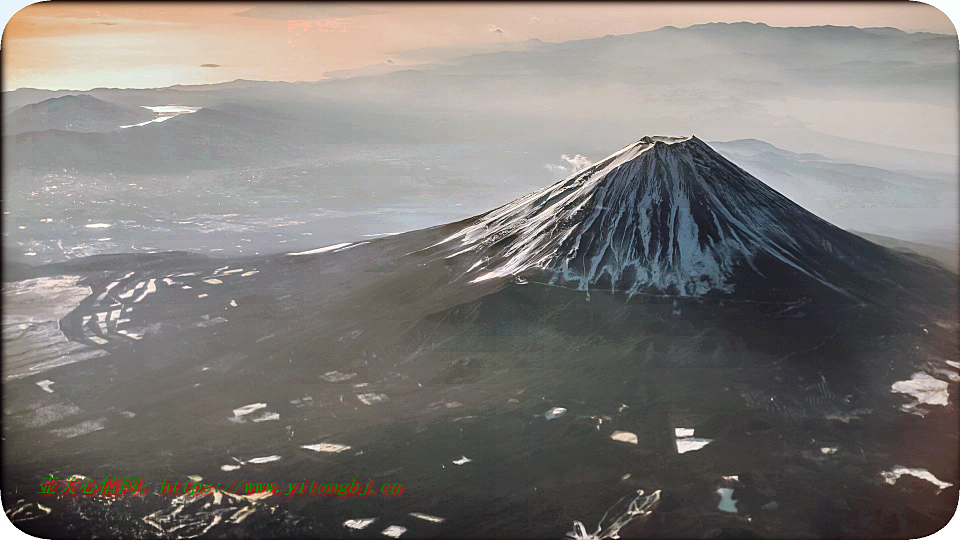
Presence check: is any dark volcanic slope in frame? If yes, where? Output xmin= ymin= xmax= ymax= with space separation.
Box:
xmin=3 ymin=138 xmax=957 ymax=539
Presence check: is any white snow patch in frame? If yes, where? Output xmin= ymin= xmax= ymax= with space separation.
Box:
xmin=891 ymin=372 xmax=949 ymax=411
xmin=51 ymin=419 xmax=106 ymax=439
xmin=674 ymin=428 xmax=712 ymax=453
xmin=287 ymin=243 xmax=353 ymax=256
xmin=544 ymin=407 xmax=567 ymax=420
xmin=333 ymin=242 xmax=368 ymax=252
xmin=132 ymin=279 xmax=156 ymax=302
xmin=301 ymin=443 xmax=352 ymax=453
xmin=247 ymin=455 xmax=281 ymax=464
xmin=320 ymin=371 xmax=357 ymax=382
xmin=566 ymin=488 xmax=660 ymax=540
xmin=357 ymin=393 xmax=388 ymax=405
xmin=120 ymin=105 xmax=199 ymax=128
xmin=233 ymin=403 xmax=267 ymax=417
xmin=344 ymin=518 xmax=376 ymax=530
xmin=197 ymin=316 xmax=227 ymax=328
xmin=381 ymin=525 xmax=407 ymax=538
xmin=677 ymin=438 xmax=713 ymax=454
xmin=409 ymin=512 xmax=445 ymax=523
xmin=116 ymin=329 xmax=143 ymax=340
xmin=881 ymin=466 xmax=953 ymax=491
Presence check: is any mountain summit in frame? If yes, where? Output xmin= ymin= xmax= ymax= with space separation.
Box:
xmin=434 ymin=136 xmax=935 ymax=300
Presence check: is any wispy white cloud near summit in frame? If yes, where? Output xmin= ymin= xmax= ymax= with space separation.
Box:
xmin=545 ymin=154 xmax=593 ymax=175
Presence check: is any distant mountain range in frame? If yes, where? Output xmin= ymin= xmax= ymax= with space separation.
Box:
xmin=2 ymin=21 xmax=956 ymax=261
xmin=4 ymin=94 xmax=155 ymax=136
xmin=710 ymin=139 xmax=958 ymax=246
xmin=4 ymin=22 xmax=957 ymax=160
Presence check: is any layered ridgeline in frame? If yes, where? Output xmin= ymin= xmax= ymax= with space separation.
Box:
xmin=432 ymin=136 xmax=946 ymax=303
xmin=4 ymin=94 xmax=155 ymax=135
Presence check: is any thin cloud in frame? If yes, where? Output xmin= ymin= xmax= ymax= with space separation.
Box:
xmin=545 ymin=154 xmax=592 ymax=175
xmin=200 ymin=64 xmax=220 ymax=68
xmin=544 ymin=163 xmax=568 ymax=173
xmin=561 ymin=154 xmax=592 ymax=171
xmin=236 ymin=3 xmax=384 ymax=21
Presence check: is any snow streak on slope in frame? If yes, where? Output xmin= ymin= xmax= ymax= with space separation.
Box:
xmin=435 ymin=136 xmax=850 ymax=297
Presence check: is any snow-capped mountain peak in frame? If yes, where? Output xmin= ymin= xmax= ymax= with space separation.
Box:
xmin=434 ymin=135 xmax=876 ymax=297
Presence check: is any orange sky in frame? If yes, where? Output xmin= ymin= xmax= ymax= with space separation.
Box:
xmin=2 ymin=2 xmax=956 ymax=91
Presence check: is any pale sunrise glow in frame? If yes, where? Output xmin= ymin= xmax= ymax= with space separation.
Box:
xmin=2 ymin=2 xmax=955 ymax=91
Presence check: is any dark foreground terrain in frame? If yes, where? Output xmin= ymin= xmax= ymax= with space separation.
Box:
xmin=3 ymin=138 xmax=958 ymax=539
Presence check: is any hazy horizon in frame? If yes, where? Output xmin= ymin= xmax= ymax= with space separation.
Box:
xmin=4 ymin=19 xmax=956 ymax=92
xmin=3 ymin=2 xmax=956 ymax=91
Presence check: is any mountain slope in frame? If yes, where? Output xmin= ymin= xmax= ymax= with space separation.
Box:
xmin=2 ymin=107 xmax=290 ymax=174
xmin=431 ymin=136 xmax=944 ymax=306
xmin=3 ymin=137 xmax=957 ymax=540
xmin=710 ymin=138 xmax=958 ymax=246
xmin=3 ymin=94 xmax=154 ymax=135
